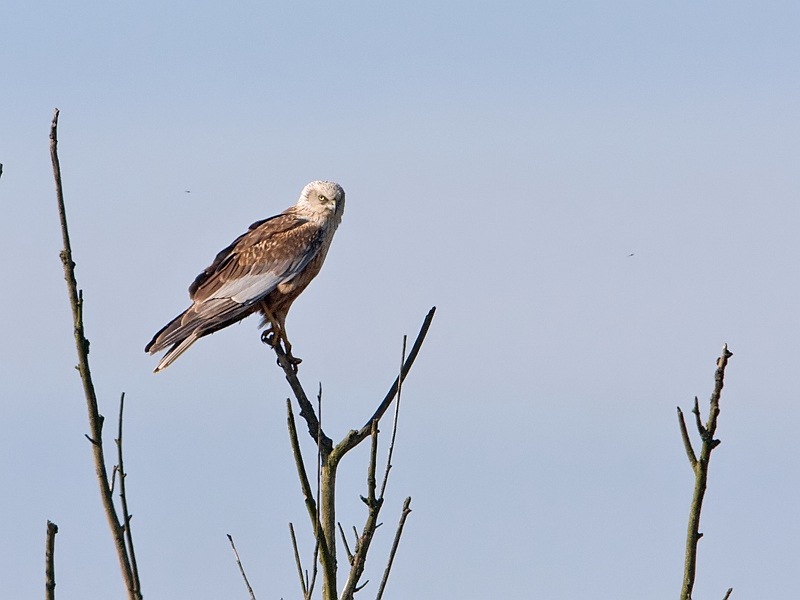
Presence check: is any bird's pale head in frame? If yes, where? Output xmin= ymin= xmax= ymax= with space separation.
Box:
xmin=298 ymin=181 xmax=345 ymax=223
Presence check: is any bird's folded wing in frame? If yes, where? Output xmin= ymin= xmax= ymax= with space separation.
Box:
xmin=189 ymin=213 xmax=325 ymax=306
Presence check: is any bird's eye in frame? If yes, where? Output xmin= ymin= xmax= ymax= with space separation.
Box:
xmin=318 ymin=194 xmax=327 ymax=202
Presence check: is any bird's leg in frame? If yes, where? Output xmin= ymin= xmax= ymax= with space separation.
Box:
xmin=259 ymin=302 xmax=280 ymax=347
xmin=259 ymin=303 xmax=302 ymax=370
xmin=277 ymin=321 xmax=302 ymax=370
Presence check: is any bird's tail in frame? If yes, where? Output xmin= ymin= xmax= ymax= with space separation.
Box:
xmin=146 ymin=299 xmax=252 ymax=372
xmin=146 ymin=308 xmax=205 ymax=373
xmin=152 ymin=332 xmax=200 ymax=373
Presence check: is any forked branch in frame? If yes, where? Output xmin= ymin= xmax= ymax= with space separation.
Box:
xmin=274 ymin=311 xmax=433 ymax=600
xmin=677 ymin=344 xmax=733 ymax=600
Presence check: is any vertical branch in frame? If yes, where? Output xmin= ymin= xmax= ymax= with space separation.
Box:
xmin=115 ymin=393 xmax=141 ymax=595
xmin=375 ymin=497 xmax=412 ymax=600
xmin=46 ymin=521 xmax=58 ymax=600
xmin=319 ymin=456 xmax=339 ymax=600
xmin=339 ymin=423 xmax=382 ymax=600
xmin=316 ymin=385 xmax=323 ymax=546
xmin=286 ymin=400 xmax=335 ymax=594
xmin=678 ymin=344 xmax=733 ymax=600
xmin=50 ymin=109 xmax=141 ymax=600
xmin=367 ymin=420 xmax=379 ymax=505
xmin=379 ymin=336 xmax=407 ymax=500
xmin=307 ymin=540 xmax=320 ymax=599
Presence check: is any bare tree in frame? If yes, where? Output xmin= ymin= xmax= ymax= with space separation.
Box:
xmin=50 ymin=108 xmax=433 ymax=599
xmin=269 ymin=310 xmax=435 ymax=600
xmin=677 ymin=344 xmax=734 ymax=600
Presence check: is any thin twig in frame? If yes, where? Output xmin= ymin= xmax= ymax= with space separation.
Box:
xmin=692 ymin=396 xmax=706 ymax=438
xmin=379 ymin=336 xmax=406 ymax=500
xmin=722 ymin=588 xmax=733 ymax=600
xmin=375 ymin=497 xmax=412 ymax=600
xmin=46 ymin=521 xmax=58 ymax=600
xmin=340 ymin=506 xmax=381 ymax=599
xmin=110 ymin=465 xmax=119 ymax=495
xmin=227 ymin=534 xmax=257 ymax=600
xmin=679 ymin=344 xmax=733 ymax=600
xmin=367 ymin=419 xmax=379 ymax=505
xmin=316 ymin=384 xmax=323 ymax=540
xmin=289 ymin=524 xmax=307 ymax=598
xmin=286 ymin=400 xmax=334 ymax=591
xmin=312 ymin=384 xmax=323 ymax=600
xmin=51 ymin=109 xmax=141 ymax=600
xmin=335 ymin=308 xmax=435 ymax=459
xmin=338 ymin=522 xmax=354 ymax=564
xmin=307 ymin=540 xmax=320 ymax=599
xmin=116 ymin=392 xmax=141 ymax=592
xmin=677 ymin=407 xmax=697 ymax=470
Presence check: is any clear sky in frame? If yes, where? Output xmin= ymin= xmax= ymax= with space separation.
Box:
xmin=2 ymin=1 xmax=799 ymax=598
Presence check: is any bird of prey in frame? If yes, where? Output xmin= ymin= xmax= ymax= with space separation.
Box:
xmin=146 ymin=180 xmax=345 ymax=373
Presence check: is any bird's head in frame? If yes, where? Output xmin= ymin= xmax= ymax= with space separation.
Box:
xmin=298 ymin=180 xmax=345 ymax=222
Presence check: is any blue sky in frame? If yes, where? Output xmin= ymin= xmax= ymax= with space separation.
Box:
xmin=2 ymin=1 xmax=800 ymax=598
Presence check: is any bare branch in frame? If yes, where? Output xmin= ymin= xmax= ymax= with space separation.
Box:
xmin=312 ymin=384 xmax=323 ymax=600
xmin=375 ymin=497 xmax=412 ymax=600
xmin=339 ymin=501 xmax=382 ymax=600
xmin=340 ymin=422 xmax=386 ymax=600
xmin=722 ymin=588 xmax=733 ymax=600
xmin=316 ymin=384 xmax=323 ymax=542
xmin=273 ymin=344 xmax=332 ymax=454
xmin=676 ymin=407 xmax=697 ymax=470
xmin=338 ymin=522 xmax=354 ymax=564
xmin=46 ymin=521 xmax=58 ymax=600
xmin=692 ymin=396 xmax=706 ymax=439
xmin=367 ymin=420 xmax=379 ymax=505
xmin=227 ymin=534 xmax=257 ymax=600
xmin=307 ymin=540 xmax=320 ymax=600
xmin=679 ymin=344 xmax=734 ymax=600
xmin=115 ymin=392 xmax=141 ymax=591
xmin=379 ymin=336 xmax=406 ymax=500
xmin=285 ymin=400 xmax=332 ymax=572
xmin=51 ymin=109 xmax=141 ymax=600
xmin=336 ymin=308 xmax=435 ymax=459
xmin=289 ymin=523 xmax=307 ymax=598
xmin=276 ymin=310 xmax=434 ymax=600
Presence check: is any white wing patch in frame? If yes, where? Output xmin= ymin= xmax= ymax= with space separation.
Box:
xmin=211 ymin=272 xmax=290 ymax=305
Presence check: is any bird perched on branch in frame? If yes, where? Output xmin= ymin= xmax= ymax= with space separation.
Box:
xmin=146 ymin=180 xmax=345 ymax=373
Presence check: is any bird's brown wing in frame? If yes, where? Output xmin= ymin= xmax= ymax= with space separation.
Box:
xmin=189 ymin=212 xmax=325 ymax=306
